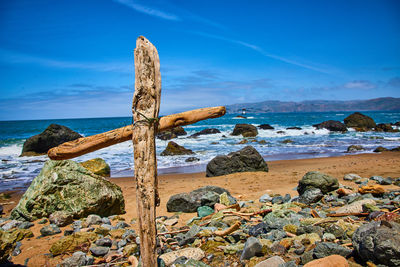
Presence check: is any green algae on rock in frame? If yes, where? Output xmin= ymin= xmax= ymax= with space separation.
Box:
xmin=11 ymin=160 xmax=125 ymax=221
xmin=50 ymin=232 xmax=98 ymax=256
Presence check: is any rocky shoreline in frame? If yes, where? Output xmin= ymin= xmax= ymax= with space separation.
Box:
xmin=1 ymin=164 xmax=399 ymax=266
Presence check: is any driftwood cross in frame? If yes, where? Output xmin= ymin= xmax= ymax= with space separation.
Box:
xmin=48 ymin=36 xmax=226 ymax=266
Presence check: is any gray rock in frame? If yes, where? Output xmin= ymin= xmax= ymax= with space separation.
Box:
xmin=240 ymin=237 xmax=263 ymax=261
xmin=335 ymin=199 xmax=376 ymax=214
xmin=117 ymin=239 xmax=127 ymax=249
xmin=49 ymin=211 xmax=73 ymax=227
xmin=2 ymin=220 xmax=22 ymax=231
xmin=347 ymin=145 xmax=364 ymax=152
xmin=86 ymin=214 xmax=102 ymax=226
xmin=11 ymin=160 xmax=125 ymax=221
xmin=259 ymin=193 xmax=272 ymax=203
xmin=18 ymin=221 xmax=34 ymax=229
xmin=297 ymin=171 xmax=339 ymax=195
xmin=101 ymin=217 xmax=111 ymax=225
xmin=380 ymin=177 xmax=393 ymax=185
xmin=322 ymin=233 xmax=336 ymax=242
xmin=40 ymin=224 xmax=61 ymax=236
xmin=190 ymin=128 xmax=221 ymax=138
xmin=95 ymin=238 xmax=112 ymax=247
xmin=166 ymin=186 xmax=235 ymax=213
xmin=115 ymin=221 xmax=130 ymax=229
xmin=38 ymin=218 xmax=48 ymax=224
xmin=254 ymin=256 xmax=285 ymax=267
xmin=90 ymin=246 xmax=109 ymax=257
xmin=301 ymin=250 xmax=314 ymax=265
xmin=248 ymin=222 xmax=269 ymax=236
xmin=352 ymin=221 xmax=400 ymax=266
xmin=60 ymin=251 xmax=90 ymax=267
xmin=313 ymin=242 xmax=352 ymax=258
xmin=343 ymin=173 xmax=361 ymax=181
xmin=176 ymin=224 xmax=201 ymax=246
xmin=298 ymin=188 xmax=323 ymax=204
xmin=12 ymin=241 xmax=22 ymax=256
xmin=206 ymin=146 xmax=268 ymax=177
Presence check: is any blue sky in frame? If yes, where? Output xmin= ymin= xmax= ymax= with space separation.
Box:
xmin=0 ymin=0 xmax=399 ymax=120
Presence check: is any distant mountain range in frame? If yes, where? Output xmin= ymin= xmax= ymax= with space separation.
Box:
xmin=226 ymin=97 xmax=400 ymax=113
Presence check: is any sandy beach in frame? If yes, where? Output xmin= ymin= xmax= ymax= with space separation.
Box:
xmin=3 ymin=151 xmax=400 ymax=266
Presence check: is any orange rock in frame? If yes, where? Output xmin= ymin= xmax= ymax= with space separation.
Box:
xmin=304 ymin=255 xmax=349 ymax=267
xmin=337 ymin=188 xmax=354 ymax=196
xmin=214 ymin=203 xmax=227 ymax=212
xmin=279 ymin=238 xmax=293 ymax=249
xmin=358 ymin=185 xmax=385 ymax=195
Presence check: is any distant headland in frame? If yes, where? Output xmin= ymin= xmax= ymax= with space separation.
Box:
xmin=226 ymin=97 xmax=400 ymax=113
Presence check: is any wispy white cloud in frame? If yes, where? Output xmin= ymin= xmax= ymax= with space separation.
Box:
xmin=113 ymin=0 xmax=180 ymax=21
xmin=0 ymin=48 xmax=132 ymax=73
xmin=344 ymin=80 xmax=376 ymax=89
xmin=188 ymin=31 xmax=333 ymax=74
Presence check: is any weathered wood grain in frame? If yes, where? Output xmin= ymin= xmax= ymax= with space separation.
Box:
xmin=47 ymin=106 xmax=225 ymax=160
xmin=132 ymin=36 xmax=161 ymax=267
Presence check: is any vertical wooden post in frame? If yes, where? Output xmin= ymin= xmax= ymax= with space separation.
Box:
xmin=132 ymin=36 xmax=161 ymax=266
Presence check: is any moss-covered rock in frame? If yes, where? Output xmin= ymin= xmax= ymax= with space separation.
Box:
xmin=11 ymin=160 xmax=125 ymax=221
xmin=50 ymin=232 xmax=98 ymax=256
xmin=80 ymin=158 xmax=110 ymax=176
xmin=0 ymin=229 xmax=34 ymax=263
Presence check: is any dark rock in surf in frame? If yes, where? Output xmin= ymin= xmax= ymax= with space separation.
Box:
xmin=21 ymin=124 xmax=82 ymax=157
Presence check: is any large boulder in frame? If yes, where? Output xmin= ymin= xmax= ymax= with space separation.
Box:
xmin=160 ymin=141 xmax=194 ymax=156
xmin=80 ymin=158 xmax=110 ymax=176
xmin=352 ymin=221 xmax=400 ymax=266
xmin=344 ymin=112 xmax=376 ymax=130
xmin=206 ymin=146 xmax=268 ymax=177
xmin=11 ymin=160 xmax=125 ymax=221
xmin=297 ymin=171 xmax=339 ymax=195
xmin=156 ymin=126 xmax=187 ymax=140
xmin=190 ymin=128 xmax=221 ymax=138
xmin=21 ymin=124 xmax=82 ymax=156
xmin=166 ymin=186 xmax=236 ymax=212
xmin=231 ymin=124 xmax=258 ymax=137
xmin=313 ymin=120 xmax=347 ymax=132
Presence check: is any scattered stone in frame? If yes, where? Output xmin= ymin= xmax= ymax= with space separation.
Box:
xmin=259 ymin=124 xmax=274 ymax=130
xmin=254 ymin=255 xmax=285 ymax=267
xmin=167 ymin=186 xmax=235 ymax=212
xmin=164 ymin=218 xmax=179 ymax=226
xmin=49 ymin=211 xmax=73 ymax=227
xmin=115 ymin=221 xmax=130 ymax=229
xmin=159 ymin=247 xmax=205 ymax=266
xmin=313 ymin=242 xmax=352 ymax=258
xmin=197 ymin=206 xmax=214 ymax=218
xmin=313 ymin=120 xmax=347 ymax=132
xmin=298 ymin=188 xmax=323 ymax=204
xmin=358 ymin=185 xmax=385 ymax=196
xmin=123 ymin=244 xmax=138 ymax=256
xmin=86 ymin=214 xmax=103 ymax=226
xmin=206 ymin=146 xmax=268 ymax=177
xmin=40 ymin=224 xmax=61 ymax=236
xmin=60 ymin=251 xmax=93 ymax=267
xmin=343 ymin=173 xmax=361 ymax=181
xmin=352 ymin=221 xmax=400 ymax=266
xmin=0 ymin=229 xmax=33 ymax=262
xmin=232 ymin=124 xmax=258 ymax=137
xmin=11 ymin=160 xmax=125 ymax=221
xmin=297 ymin=171 xmax=339 ymax=195
xmin=20 ymin=124 xmax=82 ymax=156
xmin=156 ymin=126 xmax=187 ymax=140
xmin=38 ymin=218 xmax=48 ymax=224
xmin=374 ymin=146 xmax=389 ymax=152
xmin=18 ymin=221 xmax=34 ymax=229
xmin=335 ymin=199 xmax=376 ymax=214
xmin=2 ymin=220 xmax=22 ymax=231
xmin=185 ymin=157 xmax=200 ymax=162
xmin=190 ymin=128 xmax=221 ymax=137
xmin=95 ymin=237 xmax=112 ymax=247
xmin=344 ymin=112 xmax=376 ymax=131
xmin=259 ymin=193 xmax=272 ymax=203
xmin=240 ymin=236 xmax=263 ymax=261
xmin=347 ymin=145 xmax=364 ymax=152
xmin=80 ymin=158 xmax=111 ymax=176
xmin=161 ymin=141 xmax=194 ymax=156
xmin=50 ymin=232 xmax=98 ymax=256
xmin=304 ymin=255 xmax=349 ymax=267
xmin=90 ymin=246 xmax=109 ymax=257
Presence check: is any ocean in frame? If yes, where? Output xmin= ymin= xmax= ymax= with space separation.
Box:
xmin=1 ymin=111 xmax=400 ymax=192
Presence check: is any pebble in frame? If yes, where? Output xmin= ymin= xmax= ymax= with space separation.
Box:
xmin=86 ymin=214 xmax=102 ymax=226
xmin=95 ymin=237 xmax=112 ymax=247
xmin=90 ymin=246 xmax=109 ymax=257
xmin=254 ymin=256 xmax=285 ymax=267
xmin=40 ymin=224 xmax=61 ymax=236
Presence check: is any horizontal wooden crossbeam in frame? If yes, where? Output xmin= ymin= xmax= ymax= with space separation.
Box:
xmin=47 ymin=106 xmax=226 ymax=160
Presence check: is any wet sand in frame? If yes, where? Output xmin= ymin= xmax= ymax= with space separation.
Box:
xmin=4 ymin=152 xmax=400 ymax=266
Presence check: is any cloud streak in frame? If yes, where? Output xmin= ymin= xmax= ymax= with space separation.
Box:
xmin=0 ymin=48 xmax=132 ymax=73
xmin=188 ymin=31 xmax=333 ymax=74
xmin=113 ymin=0 xmax=180 ymax=21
